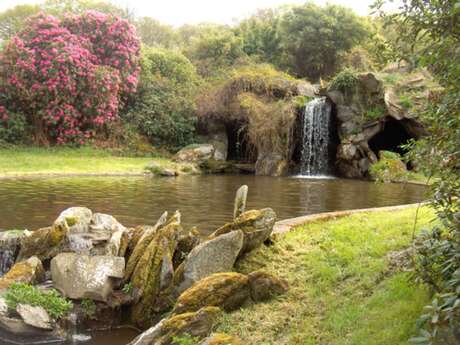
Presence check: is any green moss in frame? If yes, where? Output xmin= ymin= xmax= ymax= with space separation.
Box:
xmin=216 ymin=206 xmax=435 ymax=345
xmin=5 ymin=283 xmax=73 ymax=319
xmin=329 ymin=69 xmax=358 ymax=91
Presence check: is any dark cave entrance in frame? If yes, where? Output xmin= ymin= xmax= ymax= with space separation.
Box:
xmin=226 ymin=121 xmax=257 ymax=163
xmin=368 ymin=117 xmax=414 ymax=165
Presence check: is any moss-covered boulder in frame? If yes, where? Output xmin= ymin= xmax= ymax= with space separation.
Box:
xmin=16 ymin=218 xmax=70 ymax=262
xmin=0 ymin=257 xmax=45 ymax=290
xmin=247 ymin=271 xmax=288 ymax=302
xmin=199 ymin=333 xmax=243 ymax=345
xmin=173 ymin=272 xmax=250 ymax=314
xmin=128 ymin=307 xmax=220 ymax=345
xmin=129 ymin=212 xmax=184 ymax=327
xmin=210 ymin=208 xmax=276 ymax=254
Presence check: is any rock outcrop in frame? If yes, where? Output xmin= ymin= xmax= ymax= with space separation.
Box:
xmin=210 ymin=208 xmax=276 ymax=255
xmin=174 ymin=144 xmax=216 ymax=164
xmin=51 ymin=253 xmax=125 ymax=302
xmin=0 ymin=256 xmax=45 ymax=290
xmin=173 ymin=230 xmax=244 ymax=295
xmin=173 ymin=272 xmax=250 ymax=314
xmin=128 ymin=307 xmax=220 ymax=345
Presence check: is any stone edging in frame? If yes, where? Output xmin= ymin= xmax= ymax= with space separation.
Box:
xmin=273 ymin=202 xmax=428 ymax=234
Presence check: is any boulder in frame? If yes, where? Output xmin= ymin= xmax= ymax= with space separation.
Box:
xmin=50 ymin=253 xmax=125 ymax=302
xmin=210 ymin=208 xmax=276 ymax=254
xmin=233 ymin=185 xmax=248 ymax=220
xmin=199 ymin=333 xmax=243 ymax=345
xmin=255 ymin=152 xmax=288 ymax=176
xmin=17 ymin=218 xmax=70 ymax=262
xmin=56 ymin=207 xmax=92 ymax=234
xmin=174 ymin=144 xmax=215 ymax=164
xmin=0 ymin=256 xmax=45 ymax=290
xmin=247 ymin=271 xmax=288 ymax=302
xmin=129 ymin=213 xmax=184 ymax=327
xmin=174 ymin=230 xmax=244 ymax=295
xmin=16 ymin=304 xmax=53 ymax=330
xmin=91 ymin=213 xmax=126 ymax=233
xmin=173 ymin=272 xmax=250 ymax=314
xmin=145 ymin=162 xmax=178 ymax=177
xmin=297 ymin=82 xmax=318 ymax=98
xmin=128 ymin=307 xmax=220 ymax=345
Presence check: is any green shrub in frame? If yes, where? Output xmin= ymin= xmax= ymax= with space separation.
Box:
xmin=172 ymin=334 xmax=200 ymax=345
xmin=369 ymin=151 xmax=408 ymax=183
xmin=0 ymin=110 xmax=27 ymax=144
xmin=329 ymin=69 xmax=358 ymax=91
xmin=5 ymin=283 xmax=73 ymax=319
xmin=122 ymin=282 xmax=133 ymax=294
xmin=382 ymin=73 xmax=400 ymax=85
xmin=399 ymin=95 xmax=413 ymax=109
xmin=364 ymin=105 xmax=385 ymax=121
xmin=294 ymin=95 xmax=313 ymax=108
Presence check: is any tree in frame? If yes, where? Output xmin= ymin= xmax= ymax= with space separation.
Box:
xmin=0 ymin=11 xmax=140 ymax=145
xmin=0 ymin=4 xmax=40 ymax=40
xmin=135 ymin=17 xmax=178 ymax=48
xmin=279 ymin=3 xmax=369 ymax=80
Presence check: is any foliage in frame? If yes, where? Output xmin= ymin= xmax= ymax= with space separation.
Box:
xmin=373 ymin=1 xmax=460 ymax=343
xmin=329 ymin=69 xmax=358 ymax=92
xmin=278 ymin=3 xmax=370 ymax=80
xmin=365 ymin=105 xmax=385 ymax=121
xmin=217 ymin=206 xmax=434 ymax=344
xmin=0 ymin=11 xmax=140 ymax=145
xmin=81 ymin=298 xmax=97 ymax=317
xmin=5 ymin=283 xmax=73 ymax=319
xmin=0 ymin=107 xmax=27 ymax=144
xmin=399 ymin=95 xmax=413 ymax=109
xmin=0 ymin=4 xmax=40 ymax=40
xmin=369 ymin=151 xmax=408 ymax=183
xmin=122 ymin=282 xmax=133 ymax=294
xmin=125 ymin=47 xmax=199 ymax=149
xmin=135 ymin=17 xmax=178 ymax=48
xmin=172 ymin=334 xmax=200 ymax=345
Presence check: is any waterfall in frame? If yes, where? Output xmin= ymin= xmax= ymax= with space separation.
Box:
xmin=300 ymin=97 xmax=332 ymax=176
xmin=0 ymin=231 xmax=23 ymax=277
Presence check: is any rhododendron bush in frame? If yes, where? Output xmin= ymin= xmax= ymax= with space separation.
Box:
xmin=0 ymin=11 xmax=140 ymax=144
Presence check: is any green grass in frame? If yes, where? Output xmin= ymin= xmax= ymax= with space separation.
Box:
xmin=0 ymin=146 xmax=176 ymax=177
xmin=5 ymin=283 xmax=73 ymax=319
xmin=217 ymin=206 xmax=436 ymax=345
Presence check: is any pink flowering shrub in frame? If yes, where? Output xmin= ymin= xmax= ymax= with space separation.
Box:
xmin=0 ymin=11 xmax=140 ymax=144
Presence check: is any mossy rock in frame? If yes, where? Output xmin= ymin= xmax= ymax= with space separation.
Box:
xmin=247 ymin=271 xmax=288 ymax=302
xmin=16 ymin=219 xmax=70 ymax=262
xmin=173 ymin=272 xmax=250 ymax=315
xmin=0 ymin=257 xmax=45 ymax=290
xmin=199 ymin=333 xmax=242 ymax=345
xmin=129 ymin=215 xmax=184 ymax=328
xmin=210 ymin=208 xmax=276 ymax=254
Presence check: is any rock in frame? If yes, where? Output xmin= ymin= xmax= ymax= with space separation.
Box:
xmin=0 ymin=256 xmax=45 ymax=290
xmin=91 ymin=213 xmax=126 ymax=233
xmin=174 ymin=231 xmax=244 ymax=295
xmin=0 ymin=230 xmax=25 ymax=276
xmin=0 ymin=297 xmax=8 ymax=315
xmin=255 ymin=153 xmax=288 ymax=176
xmin=174 ymin=144 xmax=215 ymax=164
xmin=210 ymin=208 xmax=276 ymax=254
xmin=247 ymin=271 xmax=288 ymax=302
xmin=105 ymin=228 xmax=129 ymax=256
xmin=384 ymin=89 xmax=406 ymax=120
xmin=297 ymin=82 xmax=318 ymax=98
xmin=128 ymin=307 xmax=220 ymax=345
xmin=56 ymin=207 xmax=92 ymax=234
xmin=199 ymin=333 xmax=243 ymax=345
xmin=173 ymin=272 xmax=250 ymax=314
xmin=17 ymin=219 xmax=70 ymax=262
xmin=172 ymin=227 xmax=201 ymax=268
xmin=50 ymin=253 xmax=125 ymax=302
xmin=16 ymin=304 xmax=53 ymax=330
xmin=233 ymin=185 xmax=248 ymax=220
xmin=145 ymin=162 xmax=178 ymax=177
xmin=129 ymin=213 xmax=184 ymax=327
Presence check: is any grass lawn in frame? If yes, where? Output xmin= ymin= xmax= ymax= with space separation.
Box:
xmin=0 ymin=146 xmax=174 ymax=177
xmin=217 ymin=206 xmax=435 ymax=345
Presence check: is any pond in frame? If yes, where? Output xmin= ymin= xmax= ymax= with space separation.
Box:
xmin=0 ymin=175 xmax=427 ymax=234
xmin=0 ymin=175 xmax=427 ymax=345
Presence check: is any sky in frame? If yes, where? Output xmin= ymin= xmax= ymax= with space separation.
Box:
xmin=0 ymin=0 xmax=376 ymax=26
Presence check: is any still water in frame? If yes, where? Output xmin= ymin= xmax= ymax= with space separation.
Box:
xmin=0 ymin=175 xmax=427 ymax=233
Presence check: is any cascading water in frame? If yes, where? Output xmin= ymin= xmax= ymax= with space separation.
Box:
xmin=0 ymin=232 xmax=22 ymax=277
xmin=300 ymin=97 xmax=332 ymax=176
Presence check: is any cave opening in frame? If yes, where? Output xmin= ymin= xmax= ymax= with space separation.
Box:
xmin=368 ymin=117 xmax=413 ymax=160
xmin=225 ymin=121 xmax=257 ymax=163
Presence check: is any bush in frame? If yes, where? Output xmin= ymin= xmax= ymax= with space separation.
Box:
xmin=369 ymin=151 xmax=408 ymax=183
xmin=125 ymin=47 xmax=199 ymax=150
xmin=5 ymin=283 xmax=73 ymax=319
xmin=329 ymin=69 xmax=358 ymax=92
xmin=0 ymin=106 xmax=26 ymax=143
xmin=0 ymin=11 xmax=140 ymax=145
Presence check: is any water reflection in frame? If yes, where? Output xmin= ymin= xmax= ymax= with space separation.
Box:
xmin=0 ymin=175 xmax=427 ymax=235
